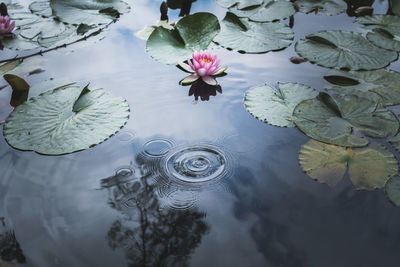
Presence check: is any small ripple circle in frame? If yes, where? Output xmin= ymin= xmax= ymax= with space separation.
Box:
xmin=143 ymin=139 xmax=174 ymax=157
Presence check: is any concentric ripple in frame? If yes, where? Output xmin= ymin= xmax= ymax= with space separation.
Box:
xmin=157 ymin=184 xmax=197 ymax=210
xmin=100 ymin=166 xmax=135 ymax=188
xmin=116 ymin=130 xmax=135 ymax=142
xmin=143 ymin=139 xmax=174 ymax=157
xmin=165 ymin=145 xmax=227 ymax=183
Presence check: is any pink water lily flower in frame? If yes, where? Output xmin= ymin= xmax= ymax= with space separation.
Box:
xmin=0 ymin=16 xmax=15 ymax=36
xmin=179 ymin=50 xmax=227 ymax=86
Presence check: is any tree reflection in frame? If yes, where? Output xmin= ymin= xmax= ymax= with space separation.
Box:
xmin=0 ymin=219 xmax=25 ymax=265
xmin=102 ymin=156 xmax=209 ymax=267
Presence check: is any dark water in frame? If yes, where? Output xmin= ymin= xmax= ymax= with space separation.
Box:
xmin=1 ymin=0 xmax=400 ymax=266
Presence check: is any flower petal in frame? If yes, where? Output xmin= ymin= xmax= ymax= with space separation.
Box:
xmin=193 ymin=51 xmax=200 ymax=60
xmin=214 ymin=67 xmax=227 ymax=76
xmin=208 ymin=66 xmax=218 ymax=75
xmin=180 ymin=74 xmax=199 ymax=85
xmin=188 ymin=59 xmax=195 ymax=70
xmin=178 ymin=62 xmax=194 ymax=73
xmin=193 ymin=60 xmax=200 ymax=70
xmin=9 ymin=21 xmax=15 ymax=32
xmin=202 ymin=76 xmax=217 ymax=86
xmin=197 ymin=68 xmax=206 ymax=76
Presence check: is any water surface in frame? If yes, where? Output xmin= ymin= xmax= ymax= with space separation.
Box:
xmin=1 ymin=0 xmax=400 ymax=266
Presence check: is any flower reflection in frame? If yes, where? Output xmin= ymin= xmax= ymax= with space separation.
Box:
xmin=188 ymin=78 xmax=222 ymax=101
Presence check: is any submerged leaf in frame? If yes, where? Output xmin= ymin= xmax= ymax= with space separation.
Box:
xmin=146 ymin=12 xmax=220 ymax=65
xmin=295 ymin=31 xmax=398 ymax=70
xmin=3 ymin=74 xmax=30 ymax=107
xmin=10 ymin=88 xmax=29 ymax=107
xmin=214 ymin=12 xmax=293 ymax=53
xmin=3 ymin=74 xmax=30 ymax=91
xmin=324 ymin=69 xmax=400 ymax=106
xmin=244 ymin=82 xmax=318 ymax=127
xmin=229 ymin=0 xmax=296 ymax=22
xmin=295 ymin=0 xmax=347 ymax=15
xmin=293 ymin=93 xmax=399 ymax=147
xmin=3 ymin=84 xmax=130 ymax=155
xmin=299 ymin=140 xmax=398 ymax=190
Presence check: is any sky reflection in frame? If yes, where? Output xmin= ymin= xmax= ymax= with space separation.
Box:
xmin=0 ymin=0 xmax=400 ymax=266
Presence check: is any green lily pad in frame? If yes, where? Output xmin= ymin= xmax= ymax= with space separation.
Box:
xmin=146 ymin=12 xmax=220 ymax=65
xmin=216 ymin=0 xmax=264 ymax=9
xmin=299 ymin=140 xmax=398 ymax=190
xmin=293 ymin=93 xmax=399 ymax=147
xmin=135 ymin=20 xmax=174 ymax=41
xmin=295 ymin=0 xmax=347 ymax=15
xmin=229 ymin=0 xmax=296 ymax=22
xmin=2 ymin=16 xmax=77 ymax=50
xmin=3 ymin=8 xmax=109 ymax=54
xmin=385 ymin=175 xmax=400 ymax=207
xmin=244 ymin=82 xmax=318 ymax=127
xmin=9 ymin=12 xmax=41 ymax=27
xmin=388 ymin=130 xmax=400 ymax=152
xmin=324 ymin=69 xmax=400 ymax=106
xmin=356 ymin=15 xmax=400 ymax=52
xmin=214 ymin=12 xmax=293 ymax=53
xmin=29 ymin=1 xmax=52 ymax=17
xmin=50 ymin=0 xmax=130 ymax=25
xmin=3 ymin=84 xmax=130 ymax=155
xmin=295 ymin=31 xmax=398 ymax=70
xmin=1 ymin=0 xmax=23 ymax=11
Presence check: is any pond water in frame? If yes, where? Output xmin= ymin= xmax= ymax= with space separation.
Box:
xmin=1 ymin=0 xmax=400 ymax=266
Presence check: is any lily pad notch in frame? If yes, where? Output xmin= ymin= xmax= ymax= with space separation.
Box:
xmin=295 ymin=30 xmax=398 ymax=70
xmin=3 ymin=83 xmax=130 ymax=155
xmin=146 ymin=12 xmax=220 ymax=65
xmin=244 ymin=82 xmax=318 ymax=127
xmin=293 ymin=92 xmax=399 ymax=147
xmin=214 ymin=12 xmax=294 ymax=54
xmin=299 ymin=140 xmax=398 ymax=190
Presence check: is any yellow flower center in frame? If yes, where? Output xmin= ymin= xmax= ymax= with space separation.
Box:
xmin=199 ymin=58 xmax=211 ymax=63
